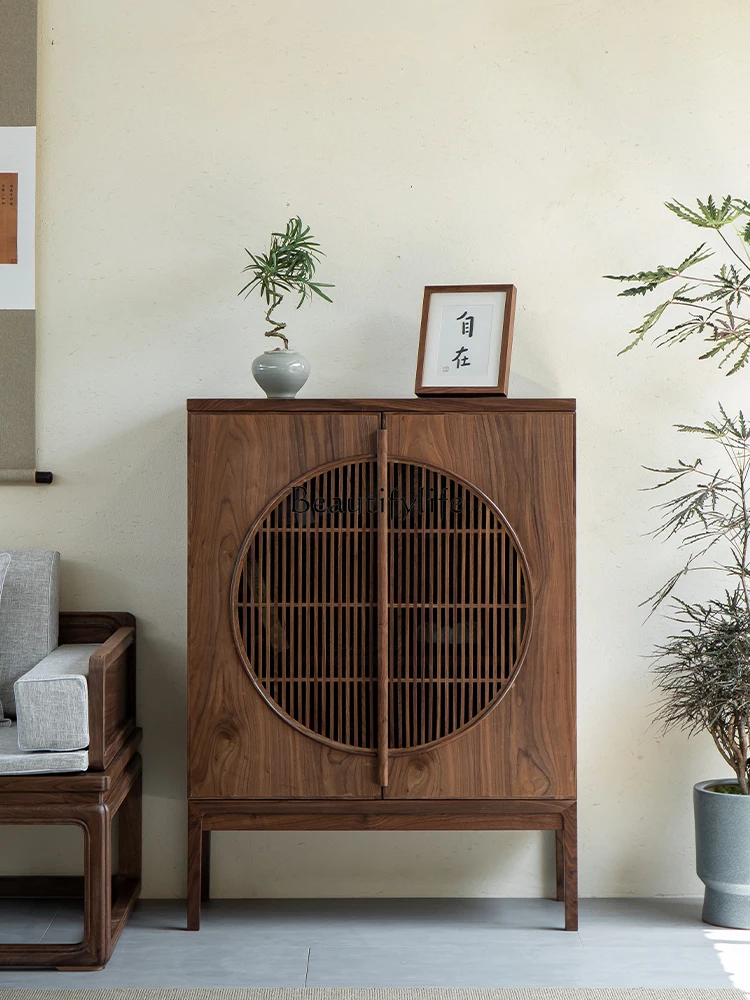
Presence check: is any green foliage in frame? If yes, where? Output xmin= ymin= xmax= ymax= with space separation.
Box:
xmin=665 ymin=195 xmax=747 ymax=230
xmin=239 ymin=216 xmax=333 ymax=348
xmin=647 ymin=409 xmax=750 ymax=792
xmin=606 ymin=196 xmax=750 ymax=374
xmin=654 ymin=593 xmax=750 ymax=794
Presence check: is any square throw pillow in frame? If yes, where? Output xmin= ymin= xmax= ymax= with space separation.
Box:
xmin=0 ymin=554 xmax=11 ymax=726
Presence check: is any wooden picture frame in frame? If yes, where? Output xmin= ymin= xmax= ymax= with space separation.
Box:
xmin=415 ymin=284 xmax=516 ymax=396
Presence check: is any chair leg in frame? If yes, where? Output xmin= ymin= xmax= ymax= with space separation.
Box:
xmin=59 ymin=804 xmax=112 ymax=970
xmin=187 ymin=802 xmax=203 ymax=931
xmin=562 ymin=803 xmax=578 ymax=931
xmin=555 ymin=828 xmax=565 ymax=902
xmin=119 ymin=768 xmax=142 ymax=882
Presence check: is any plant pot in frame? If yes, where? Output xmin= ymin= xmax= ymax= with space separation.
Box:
xmin=252 ymin=349 xmax=310 ymax=399
xmin=695 ymin=778 xmax=750 ymax=928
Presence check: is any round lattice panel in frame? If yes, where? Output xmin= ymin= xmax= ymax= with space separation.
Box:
xmin=233 ymin=459 xmax=531 ymax=751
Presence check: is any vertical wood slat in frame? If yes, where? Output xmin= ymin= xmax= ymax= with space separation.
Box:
xmin=377 ymin=429 xmax=390 ymax=786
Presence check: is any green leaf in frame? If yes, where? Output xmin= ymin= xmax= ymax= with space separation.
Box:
xmin=618 ymin=299 xmax=670 ymax=354
xmin=605 ymin=245 xmax=712 ymax=297
xmin=239 ymin=215 xmax=334 ymax=314
xmin=666 ymin=196 xmax=744 ymax=230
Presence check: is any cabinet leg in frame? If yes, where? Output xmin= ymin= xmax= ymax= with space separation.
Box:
xmin=555 ymin=828 xmax=565 ymax=902
xmin=187 ymin=803 xmax=203 ymax=931
xmin=201 ymin=830 xmax=211 ymax=902
xmin=562 ymin=803 xmax=578 ymax=931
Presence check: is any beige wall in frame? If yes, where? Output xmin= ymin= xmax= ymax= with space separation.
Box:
xmin=1 ymin=0 xmax=749 ymax=897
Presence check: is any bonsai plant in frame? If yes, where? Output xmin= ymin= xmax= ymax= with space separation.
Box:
xmin=239 ymin=216 xmax=333 ymax=398
xmin=644 ymin=408 xmax=750 ymax=926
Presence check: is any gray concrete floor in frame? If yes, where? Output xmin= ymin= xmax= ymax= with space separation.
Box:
xmin=0 ymin=898 xmax=748 ymax=989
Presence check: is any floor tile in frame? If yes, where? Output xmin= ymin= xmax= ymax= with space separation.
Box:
xmin=0 ymin=899 xmax=60 ymax=945
xmin=0 ymin=897 xmax=743 ymax=989
xmin=304 ymin=942 xmax=734 ymax=988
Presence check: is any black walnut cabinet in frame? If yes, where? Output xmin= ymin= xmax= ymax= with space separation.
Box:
xmin=187 ymin=397 xmax=576 ymax=929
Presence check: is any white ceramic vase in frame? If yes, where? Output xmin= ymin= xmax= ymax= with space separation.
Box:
xmin=251 ymin=348 xmax=310 ymax=399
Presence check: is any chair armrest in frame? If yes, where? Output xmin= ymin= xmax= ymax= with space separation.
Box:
xmin=15 ymin=645 xmax=97 ymax=751
xmin=87 ymin=625 xmax=136 ymax=770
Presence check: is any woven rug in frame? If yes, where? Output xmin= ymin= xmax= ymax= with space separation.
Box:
xmin=0 ymin=990 xmax=743 ymax=1000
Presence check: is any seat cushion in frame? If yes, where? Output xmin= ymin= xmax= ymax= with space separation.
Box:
xmin=0 ymin=722 xmax=87 ymax=775
xmin=14 ymin=644 xmax=95 ymax=751
xmin=0 ymin=552 xmax=10 ymax=595
xmin=0 ymin=550 xmax=59 ymax=715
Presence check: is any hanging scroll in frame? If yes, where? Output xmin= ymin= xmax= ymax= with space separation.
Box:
xmin=0 ymin=0 xmax=48 ymax=484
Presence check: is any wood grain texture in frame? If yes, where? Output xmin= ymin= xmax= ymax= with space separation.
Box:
xmin=0 ymin=750 xmax=142 ymax=969
xmin=187 ymin=408 xmax=575 ymax=797
xmin=377 ymin=426 xmax=389 ymax=786
xmin=186 ymin=402 xmax=577 ymax=930
xmin=384 ymin=412 xmax=575 ymax=799
xmin=187 ymin=799 xmax=203 ymax=930
xmin=59 ymin=611 xmax=135 ymax=645
xmin=555 ymin=828 xmax=565 ymax=902
xmin=562 ymin=801 xmax=578 ymax=931
xmin=87 ymin=625 xmax=136 ymax=770
xmin=188 ymin=398 xmax=576 ymax=413
xmin=188 ymin=412 xmax=382 ymax=799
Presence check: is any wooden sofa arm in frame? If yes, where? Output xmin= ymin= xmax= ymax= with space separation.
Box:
xmin=88 ymin=626 xmax=136 ymax=771
xmin=58 ymin=612 xmax=136 ymax=772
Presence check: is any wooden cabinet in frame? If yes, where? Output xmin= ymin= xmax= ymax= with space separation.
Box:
xmin=187 ymin=398 xmax=576 ymax=929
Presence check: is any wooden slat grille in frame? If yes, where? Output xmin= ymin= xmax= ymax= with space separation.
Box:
xmin=387 ymin=462 xmax=528 ymax=749
xmin=237 ymin=460 xmax=379 ymax=749
xmin=235 ymin=459 xmax=529 ymax=752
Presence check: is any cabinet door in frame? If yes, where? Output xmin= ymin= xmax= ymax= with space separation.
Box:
xmin=188 ymin=411 xmax=383 ymax=798
xmin=383 ymin=412 xmax=575 ymax=799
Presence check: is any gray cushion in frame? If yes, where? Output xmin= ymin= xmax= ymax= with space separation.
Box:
xmin=0 ymin=550 xmax=59 ymax=714
xmin=0 ymin=722 xmax=87 ymax=775
xmin=15 ymin=644 xmax=95 ymax=751
xmin=0 ymin=552 xmax=10 ymax=596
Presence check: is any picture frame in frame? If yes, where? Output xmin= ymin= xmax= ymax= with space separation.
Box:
xmin=414 ymin=284 xmax=516 ymax=396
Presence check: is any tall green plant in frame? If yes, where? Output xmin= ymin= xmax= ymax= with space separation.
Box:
xmin=647 ymin=409 xmax=750 ymax=792
xmin=239 ymin=216 xmax=333 ymax=350
xmin=607 ymin=196 xmax=750 ymax=374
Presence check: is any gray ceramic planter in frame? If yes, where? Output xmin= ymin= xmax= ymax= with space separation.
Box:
xmin=695 ymin=778 xmax=750 ymax=928
xmin=252 ymin=348 xmax=310 ymax=398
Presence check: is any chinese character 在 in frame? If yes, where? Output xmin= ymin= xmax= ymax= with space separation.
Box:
xmin=452 ymin=345 xmax=470 ymax=368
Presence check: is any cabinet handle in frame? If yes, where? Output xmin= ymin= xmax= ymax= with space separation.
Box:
xmin=377 ymin=426 xmax=389 ymax=787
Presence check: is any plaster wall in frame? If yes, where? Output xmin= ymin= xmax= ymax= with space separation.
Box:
xmin=1 ymin=0 xmax=749 ymax=897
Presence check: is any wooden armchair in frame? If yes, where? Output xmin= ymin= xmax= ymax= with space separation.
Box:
xmin=0 ymin=601 xmax=142 ymax=970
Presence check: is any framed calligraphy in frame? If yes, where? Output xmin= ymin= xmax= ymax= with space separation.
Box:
xmin=414 ymin=284 xmax=516 ymax=396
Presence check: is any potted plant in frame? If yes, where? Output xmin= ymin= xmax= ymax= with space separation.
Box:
xmin=607 ymin=195 xmax=750 ymax=927
xmin=239 ymin=216 xmax=333 ymax=398
xmin=643 ymin=409 xmax=750 ymax=927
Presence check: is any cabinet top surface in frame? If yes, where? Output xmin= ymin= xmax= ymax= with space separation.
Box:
xmin=187 ymin=397 xmax=576 ymax=413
